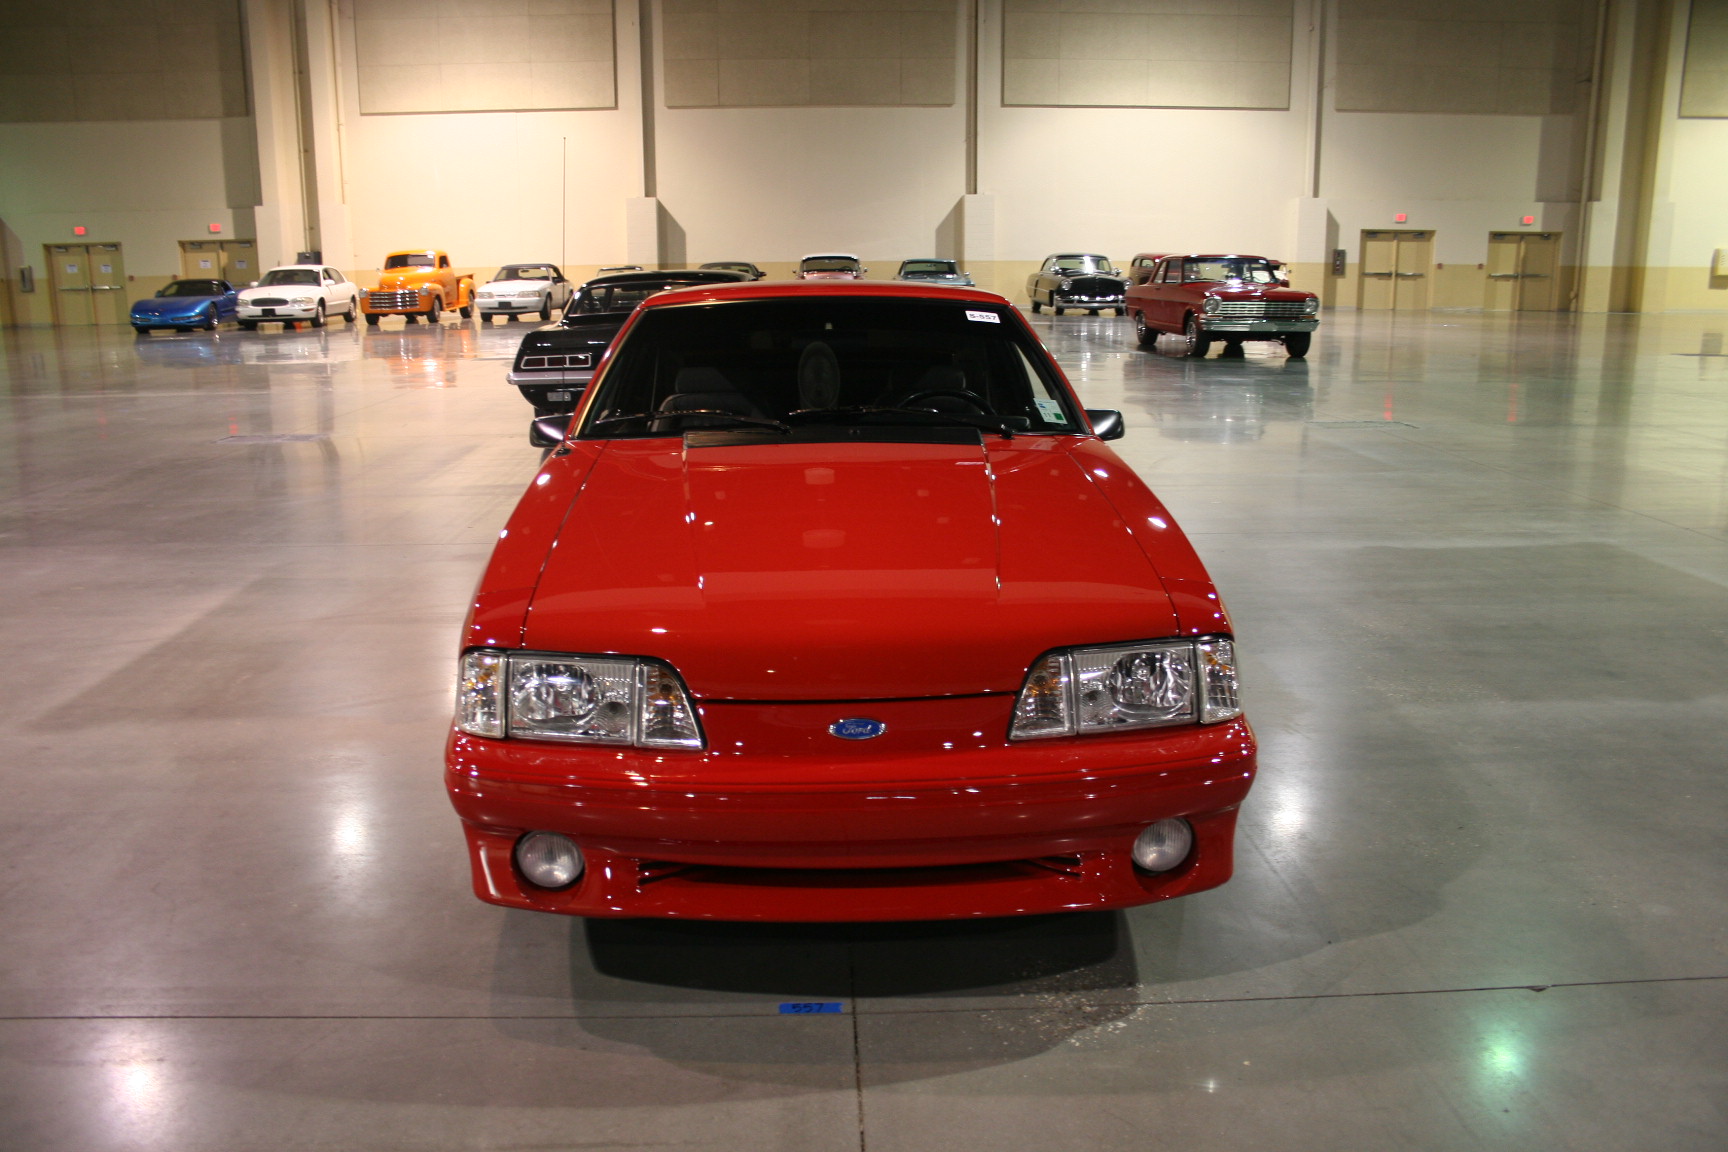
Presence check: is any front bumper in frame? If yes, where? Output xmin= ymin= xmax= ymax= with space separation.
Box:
xmin=1054 ymin=294 xmax=1124 ymax=307
xmin=445 ymin=701 xmax=1256 ymax=921
xmin=480 ymin=299 xmax=545 ymax=314
xmin=238 ymin=304 xmax=319 ymax=320
xmin=1200 ymin=317 xmax=1319 ymax=334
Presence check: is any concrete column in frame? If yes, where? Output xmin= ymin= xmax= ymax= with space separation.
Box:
xmin=246 ymin=0 xmax=308 ymax=271
xmin=299 ymin=0 xmax=353 ymax=268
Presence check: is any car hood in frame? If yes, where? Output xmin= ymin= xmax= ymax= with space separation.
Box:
xmin=1196 ymin=285 xmax=1314 ymax=301
xmin=485 ymin=279 xmax=553 ymax=291
xmin=133 ymin=296 xmax=214 ymax=313
xmin=237 ymin=285 xmax=314 ymax=300
xmin=521 ymin=438 xmax=1179 ymax=700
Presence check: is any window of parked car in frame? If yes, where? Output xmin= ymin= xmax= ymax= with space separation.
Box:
xmin=385 ymin=254 xmax=434 ymax=269
xmin=582 ymin=298 xmax=1081 ymax=439
xmin=1047 ymin=255 xmax=1113 ymax=274
xmin=259 ymin=269 xmax=320 ymax=287
xmin=901 ymin=260 xmax=957 ymax=275
xmin=160 ymin=279 xmax=227 ymax=296
xmin=1183 ymin=258 xmax=1280 ymax=284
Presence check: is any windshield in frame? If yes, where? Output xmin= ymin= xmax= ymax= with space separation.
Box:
xmin=800 ymin=257 xmax=860 ymax=272
xmin=259 ymin=269 xmax=319 ymax=286
xmin=581 ymin=298 xmax=1079 ymax=439
xmin=160 ymin=280 xmax=225 ymax=297
xmin=1184 ymin=258 xmax=1280 ymax=284
xmin=498 ymin=265 xmax=553 ymax=281
xmin=1049 ymin=255 xmax=1112 ymax=274
xmin=900 ymin=260 xmax=956 ymax=275
xmin=384 ymin=253 xmax=435 ymax=269
xmin=701 ymin=262 xmax=754 ymax=274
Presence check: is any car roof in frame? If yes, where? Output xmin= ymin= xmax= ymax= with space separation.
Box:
xmin=1049 ymin=253 xmax=1110 ymax=259
xmin=1164 ymin=253 xmax=1276 ymax=260
xmin=262 ymin=264 xmax=328 ymax=272
xmin=583 ymin=269 xmax=749 ymax=287
xmin=638 ymin=279 xmax=1012 ymax=309
xmin=799 ymin=252 xmax=861 ymax=260
xmin=899 ymin=257 xmax=955 ymax=263
xmin=386 ymin=249 xmax=440 ymax=255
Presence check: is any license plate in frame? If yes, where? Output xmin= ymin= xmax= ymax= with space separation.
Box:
xmin=262 ymin=308 xmax=275 ymax=316
xmin=548 ymin=391 xmax=572 ymax=402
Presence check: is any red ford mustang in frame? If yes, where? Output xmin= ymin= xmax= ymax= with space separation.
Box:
xmin=446 ymin=279 xmax=1257 ymax=921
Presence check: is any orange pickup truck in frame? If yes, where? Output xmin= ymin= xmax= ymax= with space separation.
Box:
xmin=361 ymin=250 xmax=476 ymax=325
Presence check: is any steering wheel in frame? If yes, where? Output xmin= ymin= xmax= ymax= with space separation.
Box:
xmin=897 ymin=388 xmax=995 ymax=414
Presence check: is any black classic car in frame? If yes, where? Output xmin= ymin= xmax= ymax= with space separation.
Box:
xmin=698 ymin=261 xmax=767 ymax=279
xmin=509 ymin=268 xmax=750 ymax=437
xmin=1026 ymin=254 xmax=1129 ymax=315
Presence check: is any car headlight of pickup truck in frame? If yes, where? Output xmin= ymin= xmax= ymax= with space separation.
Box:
xmin=1202 ymin=296 xmax=1221 ymax=314
xmin=457 ymin=650 xmax=704 ymax=749
xmin=1303 ymin=297 xmax=1320 ymax=314
xmin=1009 ymin=638 xmax=1240 ymax=739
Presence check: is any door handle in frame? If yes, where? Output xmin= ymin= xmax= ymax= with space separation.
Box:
xmin=1364 ymin=271 xmax=1394 ymax=278
xmin=1521 ymin=273 xmax=1550 ymax=279
xmin=1488 ymin=273 xmax=1519 ymax=279
xmin=91 ymin=285 xmax=124 ymax=291
xmin=58 ymin=286 xmax=91 ymax=292
xmin=1395 ymin=272 xmax=1425 ymax=278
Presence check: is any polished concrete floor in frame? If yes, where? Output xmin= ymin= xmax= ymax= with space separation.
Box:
xmin=1 ymin=308 xmax=1724 ymax=1150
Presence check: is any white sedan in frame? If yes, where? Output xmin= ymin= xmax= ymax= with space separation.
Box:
xmin=236 ymin=265 xmax=360 ymax=329
xmin=478 ymin=263 xmax=575 ymax=322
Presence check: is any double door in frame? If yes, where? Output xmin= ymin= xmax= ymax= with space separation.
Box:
xmin=1485 ymin=232 xmax=1561 ymax=311
xmin=1358 ymin=231 xmax=1433 ymax=310
xmin=46 ymin=243 xmax=127 ymax=325
xmin=180 ymin=239 xmax=257 ymax=282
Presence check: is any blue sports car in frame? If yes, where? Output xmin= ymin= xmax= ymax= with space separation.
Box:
xmin=131 ymin=279 xmax=240 ymax=334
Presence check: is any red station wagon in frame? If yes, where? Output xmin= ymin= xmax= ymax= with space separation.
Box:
xmin=445 ymin=279 xmax=1257 ymax=921
xmin=1125 ymin=254 xmax=1319 ymax=358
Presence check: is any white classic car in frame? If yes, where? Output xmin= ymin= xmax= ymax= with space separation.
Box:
xmin=477 ymin=263 xmax=575 ymax=322
xmin=237 ymin=265 xmax=360 ymax=329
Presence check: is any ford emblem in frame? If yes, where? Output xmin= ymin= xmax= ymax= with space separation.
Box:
xmin=829 ymin=718 xmax=887 ymax=740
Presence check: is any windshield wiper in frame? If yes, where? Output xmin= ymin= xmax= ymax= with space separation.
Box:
xmin=786 ymin=406 xmax=1017 ymax=438
xmin=591 ymin=410 xmax=791 ymax=433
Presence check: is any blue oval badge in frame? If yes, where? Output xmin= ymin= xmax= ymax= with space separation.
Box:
xmin=829 ymin=718 xmax=887 ymax=740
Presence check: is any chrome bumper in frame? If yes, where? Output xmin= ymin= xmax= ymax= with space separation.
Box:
xmin=508 ymin=369 xmax=595 ymax=388
xmin=1200 ymin=318 xmax=1319 ymax=333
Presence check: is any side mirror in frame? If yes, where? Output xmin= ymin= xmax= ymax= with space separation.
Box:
xmin=530 ymin=414 xmax=574 ymax=448
xmin=1085 ymin=409 xmax=1125 ymax=441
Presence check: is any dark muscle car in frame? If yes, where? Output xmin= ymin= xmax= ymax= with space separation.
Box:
xmin=1026 ymin=254 xmax=1128 ymax=315
xmin=509 ymin=269 xmax=750 ymax=434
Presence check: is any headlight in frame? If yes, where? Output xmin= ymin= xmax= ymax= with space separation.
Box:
xmin=1202 ymin=296 xmax=1221 ymax=314
xmin=289 ymin=296 xmax=317 ymax=306
xmin=1303 ymin=297 xmax=1320 ymax=314
xmin=456 ymin=650 xmax=705 ymax=749
xmin=477 ymin=291 xmax=495 ymax=299
xmin=1009 ymin=637 xmax=1241 ymax=739
xmin=1059 ymin=277 xmax=1073 ymax=291
xmin=515 ymin=289 xmax=543 ymax=298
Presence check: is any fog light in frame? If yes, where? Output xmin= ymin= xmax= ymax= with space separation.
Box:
xmin=1131 ymin=818 xmax=1193 ymax=873
xmin=514 ymin=831 xmax=583 ymax=889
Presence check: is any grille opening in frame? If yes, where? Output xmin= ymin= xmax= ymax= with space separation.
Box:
xmin=634 ymin=855 xmax=1093 ymax=890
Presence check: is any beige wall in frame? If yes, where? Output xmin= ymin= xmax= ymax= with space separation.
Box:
xmin=3 ymin=0 xmax=1727 ymax=323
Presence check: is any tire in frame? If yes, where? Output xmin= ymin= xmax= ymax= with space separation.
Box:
xmin=1087 ymin=309 xmax=1098 ymax=316
xmin=1053 ymin=306 xmax=1064 ymax=316
xmin=133 ymin=326 xmax=150 ymax=335
xmin=239 ymin=320 xmax=258 ymax=331
xmin=201 ymin=309 xmax=218 ymax=331
xmin=1132 ymin=310 xmax=1158 ymax=349
xmin=310 ymin=302 xmax=325 ymax=328
xmin=1030 ymin=299 xmax=1042 ymax=314
xmin=425 ymin=297 xmax=441 ymax=324
xmin=538 ymin=297 xmax=552 ymax=322
xmin=365 ymin=313 xmax=380 ymax=327
xmin=1283 ymin=331 xmax=1312 ymax=358
xmin=1184 ymin=314 xmax=1212 ymax=358
xmin=483 ymin=313 xmax=495 ymax=324
xmin=1115 ymin=307 xmax=1126 ymax=316
xmin=458 ymin=294 xmax=473 ymax=320
xmin=343 ymin=298 xmax=357 ymax=323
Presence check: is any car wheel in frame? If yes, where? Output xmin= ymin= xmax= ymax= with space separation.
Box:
xmin=1184 ymin=314 xmax=1212 ymax=358
xmin=310 ymin=302 xmax=325 ymax=328
xmin=133 ymin=326 xmax=150 ymax=335
xmin=239 ymin=320 xmax=258 ymax=331
xmin=1115 ymin=307 xmax=1126 ymax=316
xmin=343 ymin=299 xmax=357 ymax=323
xmin=1087 ymin=309 xmax=1098 ymax=316
xmin=426 ymin=297 xmax=442 ymax=324
xmin=1030 ymin=299 xmax=1042 ymax=313
xmin=201 ymin=309 xmax=218 ymax=331
xmin=1132 ymin=310 xmax=1158 ymax=349
xmin=1283 ymin=332 xmax=1312 ymax=358
xmin=1053 ymin=305 xmax=1064 ymax=316
xmin=459 ymin=294 xmax=474 ymax=320
xmin=365 ymin=313 xmax=380 ymax=327
xmin=539 ymin=297 xmax=552 ymax=322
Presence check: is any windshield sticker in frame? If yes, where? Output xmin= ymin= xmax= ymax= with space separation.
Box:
xmin=965 ymin=310 xmax=1000 ymax=323
xmin=1035 ymin=398 xmax=1067 ymax=423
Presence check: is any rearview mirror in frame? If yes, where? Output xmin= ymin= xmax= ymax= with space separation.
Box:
xmin=1085 ymin=409 xmax=1125 ymax=441
xmin=530 ymin=414 xmax=573 ymax=448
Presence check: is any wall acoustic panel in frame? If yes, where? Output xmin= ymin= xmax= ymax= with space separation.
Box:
xmin=662 ymin=0 xmax=957 ymax=108
xmin=1336 ymin=0 xmax=1594 ymax=116
xmin=353 ymin=0 xmax=616 ymax=114
xmin=1001 ymin=0 xmax=1292 ymax=110
xmin=0 ymin=0 xmax=248 ymax=123
xmin=1681 ymin=0 xmax=1728 ymax=117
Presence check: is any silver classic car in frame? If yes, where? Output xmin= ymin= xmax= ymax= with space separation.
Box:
xmin=1026 ymin=254 xmax=1128 ymax=315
